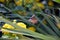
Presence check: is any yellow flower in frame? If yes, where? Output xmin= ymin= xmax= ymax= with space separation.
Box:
xmin=3 ymin=23 xmax=14 ymax=29
xmin=14 ymin=0 xmax=22 ymax=6
xmin=0 ymin=0 xmax=5 ymax=3
xmin=17 ymin=22 xmax=26 ymax=29
xmin=28 ymin=27 xmax=36 ymax=32
xmin=48 ymin=1 xmax=54 ymax=6
xmin=36 ymin=3 xmax=45 ymax=9
xmin=1 ymin=29 xmax=9 ymax=35
xmin=2 ymin=24 xmax=14 ymax=35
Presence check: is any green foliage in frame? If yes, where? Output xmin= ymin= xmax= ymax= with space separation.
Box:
xmin=0 ymin=0 xmax=60 ymax=40
xmin=53 ymin=0 xmax=60 ymax=3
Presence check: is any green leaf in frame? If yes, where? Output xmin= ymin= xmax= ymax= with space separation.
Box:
xmin=0 ymin=16 xmax=59 ymax=40
xmin=53 ymin=0 xmax=60 ymax=3
xmin=0 ymin=38 xmax=14 ymax=40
